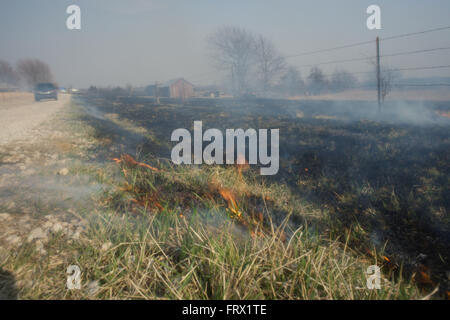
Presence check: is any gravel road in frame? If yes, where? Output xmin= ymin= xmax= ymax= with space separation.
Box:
xmin=0 ymin=94 xmax=70 ymax=145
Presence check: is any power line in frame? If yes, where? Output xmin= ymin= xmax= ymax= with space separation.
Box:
xmin=382 ymin=46 xmax=450 ymax=58
xmin=184 ymin=26 xmax=450 ymax=84
xmin=189 ymin=63 xmax=450 ymax=85
xmin=394 ymin=83 xmax=450 ymax=87
xmin=189 ymin=61 xmax=450 ymax=87
xmin=323 ymin=64 xmax=450 ymax=77
xmin=389 ymin=64 xmax=450 ymax=72
xmin=294 ymin=46 xmax=450 ymax=69
xmin=285 ymin=25 xmax=450 ymax=59
xmin=381 ymin=26 xmax=450 ymax=41
xmin=285 ymin=40 xmax=373 ymax=59
xmin=294 ymin=56 xmax=369 ymax=68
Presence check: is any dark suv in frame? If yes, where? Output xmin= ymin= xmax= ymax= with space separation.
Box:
xmin=34 ymin=83 xmax=58 ymax=101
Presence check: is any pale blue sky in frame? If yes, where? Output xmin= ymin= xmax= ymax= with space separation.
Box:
xmin=1 ymin=0 xmax=450 ymax=87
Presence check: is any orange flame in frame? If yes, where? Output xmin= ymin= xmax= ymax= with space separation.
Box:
xmin=219 ymin=188 xmax=237 ymax=208
xmin=130 ymin=196 xmax=163 ymax=211
xmin=112 ymin=154 xmax=159 ymax=172
xmin=415 ymin=265 xmax=434 ymax=285
xmin=219 ymin=188 xmax=242 ymax=220
xmin=419 ymin=271 xmax=433 ymax=284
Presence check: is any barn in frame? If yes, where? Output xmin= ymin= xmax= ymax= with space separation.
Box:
xmin=145 ymin=78 xmax=194 ymax=99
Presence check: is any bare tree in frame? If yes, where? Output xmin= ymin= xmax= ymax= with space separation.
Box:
xmin=365 ymin=57 xmax=401 ymax=103
xmin=0 ymin=60 xmax=19 ymax=87
xmin=279 ymin=66 xmax=304 ymax=96
xmin=254 ymin=35 xmax=285 ymax=94
xmin=16 ymin=59 xmax=53 ymax=88
xmin=307 ymin=66 xmax=328 ymax=95
xmin=330 ymin=69 xmax=357 ymax=92
xmin=380 ymin=69 xmax=397 ymax=102
xmin=208 ymin=26 xmax=256 ymax=97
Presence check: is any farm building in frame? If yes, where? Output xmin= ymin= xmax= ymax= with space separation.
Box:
xmin=145 ymin=78 xmax=194 ymax=99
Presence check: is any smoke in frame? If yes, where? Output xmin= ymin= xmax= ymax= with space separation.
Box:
xmin=79 ymin=103 xmax=108 ymax=121
xmin=278 ymin=100 xmax=450 ymax=126
xmin=0 ymin=171 xmax=106 ymax=214
xmin=75 ymin=97 xmax=149 ymax=157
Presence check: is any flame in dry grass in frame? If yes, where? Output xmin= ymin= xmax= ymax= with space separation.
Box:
xmin=209 ymin=167 xmax=246 ymax=222
xmin=218 ymin=188 xmax=243 ymax=221
xmin=112 ymin=154 xmax=162 ymax=212
xmin=113 ymin=153 xmax=265 ymax=233
xmin=214 ymin=184 xmax=267 ymax=238
xmin=218 ymin=186 xmax=266 ymax=238
xmin=364 ymin=249 xmax=396 ymax=270
xmin=415 ymin=265 xmax=435 ymax=286
xmin=130 ymin=195 xmax=163 ymax=211
xmin=112 ymin=154 xmax=159 ymax=172
xmin=208 ymin=166 xmax=269 ymax=238
xmin=419 ymin=271 xmax=433 ymax=284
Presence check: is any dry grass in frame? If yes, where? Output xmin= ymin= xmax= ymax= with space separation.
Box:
xmin=1 ymin=209 xmax=422 ymax=300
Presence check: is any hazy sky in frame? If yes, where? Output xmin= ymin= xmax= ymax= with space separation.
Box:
xmin=1 ymin=0 xmax=450 ymax=88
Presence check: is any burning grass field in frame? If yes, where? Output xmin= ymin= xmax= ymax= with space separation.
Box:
xmin=3 ymin=94 xmax=448 ymax=299
xmin=68 ymin=94 xmax=449 ymax=299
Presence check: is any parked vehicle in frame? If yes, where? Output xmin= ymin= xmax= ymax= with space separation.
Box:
xmin=34 ymin=83 xmax=58 ymax=101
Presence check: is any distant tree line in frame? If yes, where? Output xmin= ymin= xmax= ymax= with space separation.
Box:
xmin=208 ymin=26 xmax=363 ymax=97
xmin=87 ymin=85 xmax=134 ymax=99
xmin=0 ymin=58 xmax=54 ymax=89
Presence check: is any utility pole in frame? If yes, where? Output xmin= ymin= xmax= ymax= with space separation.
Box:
xmin=376 ymin=36 xmax=382 ymax=112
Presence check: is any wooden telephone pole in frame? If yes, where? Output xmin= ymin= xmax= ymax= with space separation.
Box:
xmin=376 ymin=37 xmax=382 ymax=112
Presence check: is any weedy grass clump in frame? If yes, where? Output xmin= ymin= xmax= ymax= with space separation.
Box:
xmin=2 ymin=206 xmax=422 ymax=300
